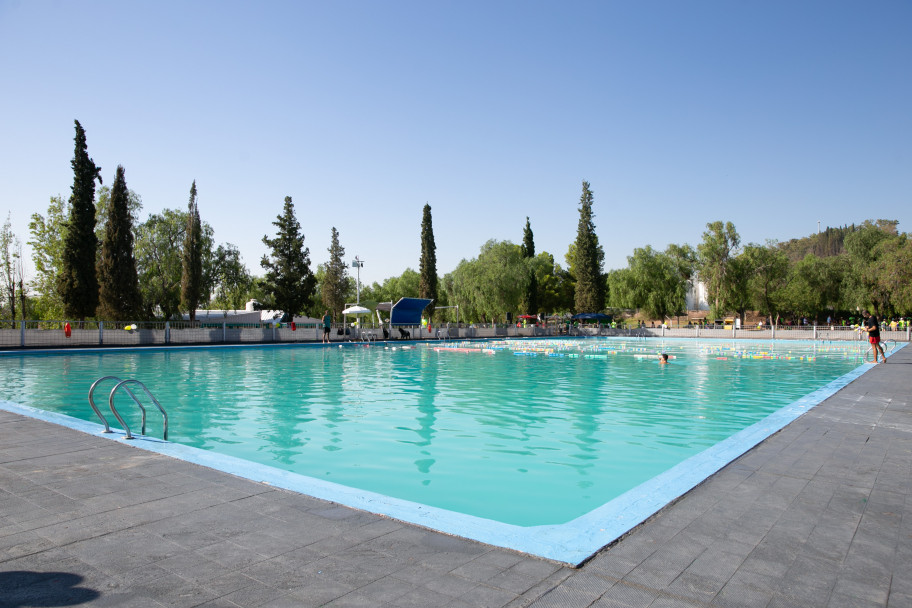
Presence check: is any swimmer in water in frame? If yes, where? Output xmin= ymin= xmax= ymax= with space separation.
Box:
xmin=659 ymin=353 xmax=669 ymax=364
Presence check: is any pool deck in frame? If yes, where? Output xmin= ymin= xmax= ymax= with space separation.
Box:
xmin=1 ymin=347 xmax=910 ymax=607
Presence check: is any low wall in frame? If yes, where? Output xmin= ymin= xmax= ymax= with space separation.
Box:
xmin=0 ymin=321 xmax=907 ymax=350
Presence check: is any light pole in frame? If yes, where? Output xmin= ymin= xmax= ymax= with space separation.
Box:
xmin=352 ymin=256 xmax=365 ymax=305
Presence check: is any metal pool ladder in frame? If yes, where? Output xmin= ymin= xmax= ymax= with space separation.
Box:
xmin=88 ymin=376 xmax=168 ymax=440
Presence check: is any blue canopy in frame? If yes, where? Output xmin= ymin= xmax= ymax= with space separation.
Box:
xmin=390 ymin=298 xmax=434 ymax=325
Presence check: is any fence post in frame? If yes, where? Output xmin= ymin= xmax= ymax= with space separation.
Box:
xmin=20 ymin=320 xmax=25 ymax=347
xmin=165 ymin=321 xmax=170 ymax=345
xmin=813 ymin=325 xmax=817 ymax=341
xmin=223 ymin=321 xmax=226 ymax=343
xmin=99 ymin=321 xmax=104 ymax=345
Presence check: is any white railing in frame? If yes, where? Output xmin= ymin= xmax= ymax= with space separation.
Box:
xmin=0 ymin=320 xmax=908 ymax=350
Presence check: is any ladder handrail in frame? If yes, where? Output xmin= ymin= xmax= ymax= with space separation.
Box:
xmin=88 ymin=375 xmax=142 ymax=433
xmin=105 ymin=379 xmax=168 ymax=440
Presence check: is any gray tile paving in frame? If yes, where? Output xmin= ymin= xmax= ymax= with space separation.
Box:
xmin=1 ymin=345 xmax=910 ymax=607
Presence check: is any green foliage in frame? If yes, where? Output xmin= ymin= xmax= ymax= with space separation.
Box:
xmin=741 ymin=242 xmax=790 ymax=322
xmin=366 ymin=269 xmax=420 ymax=305
xmin=608 ymin=246 xmax=686 ymax=321
xmin=534 ymin=252 xmax=574 ymax=314
xmin=59 ymin=120 xmax=103 ymax=319
xmin=96 ymin=166 xmax=142 ymax=321
xmin=208 ymin=244 xmax=254 ymax=310
xmin=95 ymin=184 xmax=143 ymax=246
xmin=260 ymin=196 xmax=316 ymax=316
xmin=1 ymin=214 xmax=20 ymax=322
xmin=321 ymin=227 xmax=348 ymax=316
xmin=135 ymin=209 xmax=187 ymax=319
xmin=520 ymin=217 xmax=539 ymax=315
xmin=419 ymin=203 xmax=438 ymax=316
xmin=870 ymin=234 xmax=912 ymax=315
xmin=180 ymin=181 xmax=204 ymax=320
xmin=572 ymin=181 xmax=605 ymax=313
xmin=445 ymin=240 xmax=527 ymax=323
xmin=28 ymin=196 xmax=68 ymax=318
xmin=697 ymin=221 xmax=742 ymax=318
xmin=781 ymin=254 xmax=845 ymax=319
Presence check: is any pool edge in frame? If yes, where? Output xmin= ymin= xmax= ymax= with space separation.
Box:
xmin=0 ymin=345 xmax=895 ymax=566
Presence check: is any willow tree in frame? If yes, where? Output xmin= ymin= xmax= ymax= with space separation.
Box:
xmin=59 ymin=120 xmax=103 ymax=320
xmin=96 ymin=165 xmax=142 ymax=321
xmin=181 ymin=181 xmax=203 ymax=321
xmin=572 ymin=181 xmax=605 ymax=312
xmin=608 ymin=245 xmax=685 ymax=321
xmin=419 ymin=203 xmax=438 ymax=316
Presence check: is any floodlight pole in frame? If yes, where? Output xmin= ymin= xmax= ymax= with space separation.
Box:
xmin=352 ymin=256 xmax=365 ymax=305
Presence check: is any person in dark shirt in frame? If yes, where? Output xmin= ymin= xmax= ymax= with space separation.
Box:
xmin=862 ymin=310 xmax=886 ymax=363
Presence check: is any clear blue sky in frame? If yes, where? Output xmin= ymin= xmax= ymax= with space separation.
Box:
xmin=1 ymin=0 xmax=909 ymax=287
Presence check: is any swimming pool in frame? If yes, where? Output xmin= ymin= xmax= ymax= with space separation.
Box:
xmin=0 ymin=338 xmax=881 ymax=564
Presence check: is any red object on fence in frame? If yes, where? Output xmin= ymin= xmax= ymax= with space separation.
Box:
xmin=291 ymin=322 xmax=296 ymax=331
xmin=64 ymin=322 xmax=71 ymax=338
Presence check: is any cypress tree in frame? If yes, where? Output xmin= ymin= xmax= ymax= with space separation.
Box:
xmin=59 ymin=120 xmax=102 ymax=320
xmin=573 ymin=181 xmax=605 ymax=312
xmin=96 ymin=165 xmax=142 ymax=321
xmin=260 ymin=196 xmax=316 ymax=316
xmin=321 ymin=227 xmax=347 ymax=316
xmin=181 ymin=180 xmax=203 ymax=321
xmin=419 ymin=203 xmax=438 ymax=317
xmin=521 ymin=217 xmax=538 ymax=315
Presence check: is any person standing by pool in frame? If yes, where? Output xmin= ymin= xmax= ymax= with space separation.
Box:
xmin=322 ymin=310 xmax=332 ymax=343
xmin=862 ymin=310 xmax=886 ymax=363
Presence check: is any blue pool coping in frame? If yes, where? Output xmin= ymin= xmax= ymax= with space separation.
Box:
xmin=0 ymin=341 xmax=900 ymax=565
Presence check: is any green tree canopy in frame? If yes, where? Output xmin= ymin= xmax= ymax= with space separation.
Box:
xmin=741 ymin=241 xmax=790 ymax=323
xmin=520 ymin=217 xmax=539 ymax=315
xmin=572 ymin=181 xmax=605 ymax=313
xmin=260 ymin=196 xmax=316 ymax=316
xmin=445 ymin=240 xmax=527 ymax=323
xmin=181 ymin=181 xmax=204 ymax=321
xmin=608 ymin=245 xmax=686 ymax=321
xmin=419 ymin=203 xmax=438 ymax=317
xmin=321 ymin=227 xmax=348 ymax=316
xmin=59 ymin=120 xmax=103 ymax=320
xmin=697 ymin=220 xmax=742 ymax=318
xmin=209 ymin=243 xmax=254 ymax=311
xmin=96 ymin=165 xmax=142 ymax=321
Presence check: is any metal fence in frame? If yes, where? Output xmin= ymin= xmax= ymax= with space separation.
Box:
xmin=0 ymin=320 xmax=908 ymax=350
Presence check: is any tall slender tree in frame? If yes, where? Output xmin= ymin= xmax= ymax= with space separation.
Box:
xmin=321 ymin=227 xmax=348 ymax=316
xmin=419 ymin=203 xmax=438 ymax=317
xmin=59 ymin=120 xmax=102 ymax=320
xmin=0 ymin=214 xmax=18 ymax=324
xmin=520 ymin=217 xmax=539 ymax=315
xmin=181 ymin=180 xmax=203 ymax=321
xmin=96 ymin=165 xmax=142 ymax=321
xmin=572 ymin=181 xmax=605 ymax=312
xmin=260 ymin=196 xmax=316 ymax=316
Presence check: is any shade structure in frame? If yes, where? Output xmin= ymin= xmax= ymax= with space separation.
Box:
xmin=342 ymin=305 xmax=372 ymax=316
xmin=518 ymin=314 xmax=539 ymax=320
xmin=389 ymin=298 xmax=433 ymax=325
xmin=570 ymin=312 xmax=613 ymax=322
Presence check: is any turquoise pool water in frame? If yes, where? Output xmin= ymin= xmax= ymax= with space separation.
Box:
xmin=0 ymin=338 xmax=867 ymax=527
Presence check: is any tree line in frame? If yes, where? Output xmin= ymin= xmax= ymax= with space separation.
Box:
xmin=2 ymin=121 xmax=910 ymax=325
